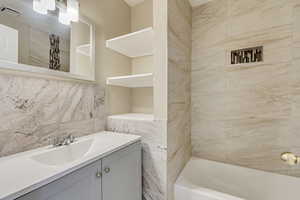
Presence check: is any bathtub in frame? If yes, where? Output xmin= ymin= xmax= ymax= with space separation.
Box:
xmin=175 ymin=157 xmax=300 ymax=200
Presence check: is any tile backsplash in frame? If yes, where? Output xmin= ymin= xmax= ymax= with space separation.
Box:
xmin=0 ymin=74 xmax=105 ymax=157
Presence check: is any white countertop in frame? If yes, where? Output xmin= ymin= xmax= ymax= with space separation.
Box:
xmin=0 ymin=132 xmax=141 ymax=200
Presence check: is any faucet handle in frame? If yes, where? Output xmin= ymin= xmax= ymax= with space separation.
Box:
xmin=50 ymin=134 xmax=76 ymax=147
xmin=51 ymin=136 xmax=63 ymax=147
xmin=69 ymin=134 xmax=76 ymax=143
xmin=63 ymin=134 xmax=76 ymax=145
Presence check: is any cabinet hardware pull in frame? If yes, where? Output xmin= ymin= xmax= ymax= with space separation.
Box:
xmin=104 ymin=167 xmax=110 ymax=173
xmin=96 ymin=171 xmax=102 ymax=178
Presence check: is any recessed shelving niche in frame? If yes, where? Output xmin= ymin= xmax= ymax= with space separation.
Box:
xmin=106 ymin=0 xmax=154 ymax=119
xmin=230 ymin=46 xmax=263 ymax=65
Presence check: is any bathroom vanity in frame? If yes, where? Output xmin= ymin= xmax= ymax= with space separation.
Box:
xmin=0 ymin=132 xmax=141 ymax=200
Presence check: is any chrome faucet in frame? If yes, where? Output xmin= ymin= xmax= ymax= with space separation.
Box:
xmin=51 ymin=134 xmax=76 ymax=147
xmin=63 ymin=134 xmax=76 ymax=145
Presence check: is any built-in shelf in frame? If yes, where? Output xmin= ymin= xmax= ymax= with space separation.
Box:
xmin=106 ymin=27 xmax=154 ymax=58
xmin=107 ymin=73 xmax=153 ymax=88
xmin=76 ymin=44 xmax=91 ymax=57
xmin=123 ymin=0 xmax=145 ymax=7
xmin=108 ymin=113 xmax=154 ymax=121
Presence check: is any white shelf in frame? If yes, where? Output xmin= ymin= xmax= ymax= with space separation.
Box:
xmin=107 ymin=73 xmax=153 ymax=88
xmin=108 ymin=113 xmax=154 ymax=121
xmin=106 ymin=27 xmax=154 ymax=58
xmin=76 ymin=44 xmax=91 ymax=57
xmin=123 ymin=0 xmax=145 ymax=6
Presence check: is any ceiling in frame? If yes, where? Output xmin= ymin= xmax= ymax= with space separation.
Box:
xmin=123 ymin=0 xmax=145 ymax=7
xmin=189 ymin=0 xmax=212 ymax=7
xmin=123 ymin=0 xmax=212 ymax=8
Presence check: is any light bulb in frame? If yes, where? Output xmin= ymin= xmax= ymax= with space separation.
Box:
xmin=59 ymin=10 xmax=71 ymax=25
xmin=33 ymin=0 xmax=47 ymax=15
xmin=46 ymin=0 xmax=56 ymax=11
xmin=67 ymin=0 xmax=79 ymax=22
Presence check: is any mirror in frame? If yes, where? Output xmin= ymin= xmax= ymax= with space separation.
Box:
xmin=0 ymin=0 xmax=95 ymax=81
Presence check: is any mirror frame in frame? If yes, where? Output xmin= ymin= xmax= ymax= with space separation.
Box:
xmin=0 ymin=15 xmax=96 ymax=82
xmin=70 ymin=15 xmax=96 ymax=81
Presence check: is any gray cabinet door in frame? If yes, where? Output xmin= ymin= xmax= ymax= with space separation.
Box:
xmin=102 ymin=142 xmax=142 ymax=200
xmin=17 ymin=160 xmax=102 ymax=200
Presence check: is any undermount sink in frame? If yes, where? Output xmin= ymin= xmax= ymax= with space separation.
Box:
xmin=31 ymin=139 xmax=93 ymax=166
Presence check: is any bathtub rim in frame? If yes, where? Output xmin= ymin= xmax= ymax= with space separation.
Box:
xmin=175 ymin=157 xmax=248 ymax=200
xmin=175 ymin=156 xmax=300 ymax=200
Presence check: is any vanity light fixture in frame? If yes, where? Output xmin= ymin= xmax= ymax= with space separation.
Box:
xmin=58 ymin=8 xmax=71 ymax=25
xmin=33 ymin=0 xmax=79 ymax=25
xmin=67 ymin=0 xmax=79 ymax=22
xmin=46 ymin=0 xmax=56 ymax=11
xmin=33 ymin=0 xmax=56 ymax=14
xmin=33 ymin=0 xmax=47 ymax=15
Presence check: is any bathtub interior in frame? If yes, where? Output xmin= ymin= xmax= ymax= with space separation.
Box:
xmin=175 ymin=157 xmax=300 ymax=200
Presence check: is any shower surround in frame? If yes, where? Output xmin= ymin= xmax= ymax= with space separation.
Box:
xmin=167 ymin=0 xmax=192 ymax=199
xmin=191 ymin=0 xmax=300 ymax=177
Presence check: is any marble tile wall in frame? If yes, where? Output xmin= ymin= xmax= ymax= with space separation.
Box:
xmin=107 ymin=118 xmax=167 ymax=200
xmin=0 ymin=74 xmax=105 ymax=157
xmin=192 ymin=0 xmax=300 ymax=177
xmin=167 ymin=0 xmax=192 ymax=199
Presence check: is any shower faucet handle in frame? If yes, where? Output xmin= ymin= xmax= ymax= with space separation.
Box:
xmin=281 ymin=152 xmax=300 ymax=166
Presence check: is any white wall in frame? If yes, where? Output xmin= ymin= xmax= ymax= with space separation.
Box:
xmin=81 ymin=0 xmax=132 ymax=115
xmin=131 ymin=0 xmax=154 ymax=114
